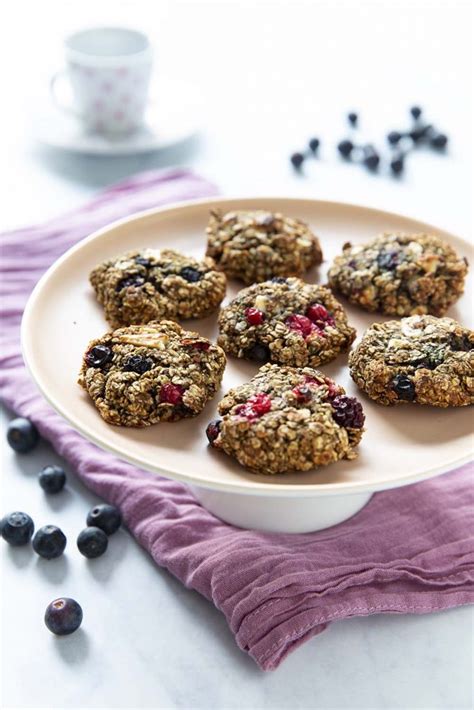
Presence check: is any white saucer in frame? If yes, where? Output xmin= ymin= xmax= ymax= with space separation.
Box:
xmin=34 ymin=79 xmax=201 ymax=156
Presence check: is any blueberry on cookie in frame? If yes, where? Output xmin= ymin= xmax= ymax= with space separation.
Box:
xmin=207 ymin=364 xmax=365 ymax=474
xmin=349 ymin=315 xmax=474 ymax=407
xmin=90 ymin=249 xmax=226 ymax=328
xmin=328 ymin=233 xmax=468 ymax=317
xmin=205 ymin=209 xmax=323 ymax=284
xmin=217 ymin=277 xmax=356 ymax=367
xmin=78 ymin=320 xmax=226 ymax=426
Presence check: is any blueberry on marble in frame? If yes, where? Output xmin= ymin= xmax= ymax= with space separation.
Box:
xmin=38 ymin=465 xmax=66 ymax=494
xmin=0 ymin=511 xmax=34 ymax=546
xmin=77 ymin=527 xmax=108 ymax=559
xmin=290 ymin=152 xmax=305 ymax=169
xmin=44 ymin=598 xmax=83 ymax=636
xmin=6 ymin=417 xmax=39 ymax=453
xmin=86 ymin=504 xmax=122 ymax=536
xmin=32 ymin=525 xmax=67 ymax=559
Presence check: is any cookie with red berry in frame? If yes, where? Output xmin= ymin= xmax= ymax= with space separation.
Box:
xmin=78 ymin=320 xmax=226 ymax=426
xmin=206 ymin=364 xmax=365 ymax=474
xmin=217 ymin=277 xmax=356 ymax=367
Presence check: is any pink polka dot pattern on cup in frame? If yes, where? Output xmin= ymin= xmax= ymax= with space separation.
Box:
xmin=67 ymin=61 xmax=152 ymax=135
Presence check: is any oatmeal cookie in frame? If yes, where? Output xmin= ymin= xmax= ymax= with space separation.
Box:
xmin=206 ymin=364 xmax=365 ymax=474
xmin=205 ymin=209 xmax=322 ymax=284
xmin=90 ymin=248 xmax=226 ymax=328
xmin=328 ymin=232 xmax=468 ymax=316
xmin=78 ymin=320 xmax=226 ymax=426
xmin=349 ymin=315 xmax=474 ymax=407
xmin=217 ymin=277 xmax=356 ymax=367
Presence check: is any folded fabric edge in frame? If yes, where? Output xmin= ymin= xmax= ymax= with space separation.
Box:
xmin=252 ymin=591 xmax=474 ymax=671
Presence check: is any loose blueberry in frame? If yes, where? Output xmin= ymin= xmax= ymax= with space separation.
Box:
xmin=159 ymin=383 xmax=185 ymax=405
xmin=85 ymin=344 xmax=113 ymax=368
xmin=392 ymin=374 xmax=416 ymax=401
xmin=362 ymin=145 xmax=380 ymax=170
xmin=77 ymin=527 xmax=108 ymax=559
xmin=44 ymin=598 xmax=83 ymax=636
xmin=116 ymin=275 xmax=145 ymax=291
xmin=123 ymin=355 xmax=154 ymax=374
xmin=308 ymin=137 xmax=320 ymax=153
xmin=135 ymin=256 xmax=151 ymax=267
xmin=331 ymin=395 xmax=365 ymax=428
xmin=86 ymin=504 xmax=122 ymax=535
xmin=290 ymin=152 xmax=305 ymax=169
xmin=390 ymin=153 xmax=405 ymax=175
xmin=337 ymin=139 xmax=354 ymax=158
xmin=245 ymin=307 xmax=265 ymax=326
xmin=245 ymin=343 xmax=271 ymax=362
xmin=7 ymin=418 xmax=39 ymax=453
xmin=430 ymin=132 xmax=448 ymax=149
xmin=1 ymin=511 xmax=34 ymax=546
xmin=347 ymin=112 xmax=358 ymax=126
xmin=387 ymin=130 xmax=403 ymax=145
xmin=410 ymin=106 xmax=422 ymax=120
xmin=377 ymin=250 xmax=400 ymax=270
xmin=180 ymin=267 xmax=202 ymax=283
xmin=206 ymin=419 xmax=222 ymax=445
xmin=33 ymin=525 xmax=67 ymax=559
xmin=38 ymin=465 xmax=66 ymax=494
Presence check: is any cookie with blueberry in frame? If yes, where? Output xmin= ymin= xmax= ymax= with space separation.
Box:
xmin=349 ymin=315 xmax=474 ymax=407
xmin=78 ymin=320 xmax=226 ymax=426
xmin=328 ymin=233 xmax=468 ymax=317
xmin=206 ymin=364 xmax=365 ymax=474
xmin=205 ymin=209 xmax=322 ymax=284
xmin=90 ymin=249 xmax=227 ymax=328
xmin=217 ymin=277 xmax=356 ymax=367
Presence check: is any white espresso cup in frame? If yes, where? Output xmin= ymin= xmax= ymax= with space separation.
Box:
xmin=50 ymin=27 xmax=153 ymax=136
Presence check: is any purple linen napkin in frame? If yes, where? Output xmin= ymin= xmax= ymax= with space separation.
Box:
xmin=1 ymin=168 xmax=473 ymax=671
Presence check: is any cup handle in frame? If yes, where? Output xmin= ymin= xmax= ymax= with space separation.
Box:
xmin=50 ymin=70 xmax=81 ymax=118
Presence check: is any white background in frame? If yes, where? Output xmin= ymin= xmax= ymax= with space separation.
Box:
xmin=1 ymin=1 xmax=472 ymax=708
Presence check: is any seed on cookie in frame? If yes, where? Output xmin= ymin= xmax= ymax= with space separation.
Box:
xmin=217 ymin=277 xmax=356 ymax=367
xmin=89 ymin=248 xmax=227 ymax=328
xmin=328 ymin=232 xmax=468 ymax=317
xmin=207 ymin=364 xmax=365 ymax=474
xmin=78 ymin=320 xmax=226 ymax=426
xmin=205 ymin=209 xmax=323 ymax=284
xmin=349 ymin=315 xmax=474 ymax=407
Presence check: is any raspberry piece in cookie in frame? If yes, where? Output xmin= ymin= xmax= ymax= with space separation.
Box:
xmin=78 ymin=320 xmax=226 ymax=426
xmin=90 ymin=248 xmax=226 ymax=328
xmin=207 ymin=364 xmax=365 ymax=474
xmin=349 ymin=315 xmax=474 ymax=407
xmin=206 ymin=209 xmax=322 ymax=284
xmin=217 ymin=277 xmax=356 ymax=367
xmin=328 ymin=232 xmax=468 ymax=317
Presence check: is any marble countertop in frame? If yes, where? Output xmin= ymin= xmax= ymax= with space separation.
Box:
xmin=1 ymin=1 xmax=472 ymax=708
